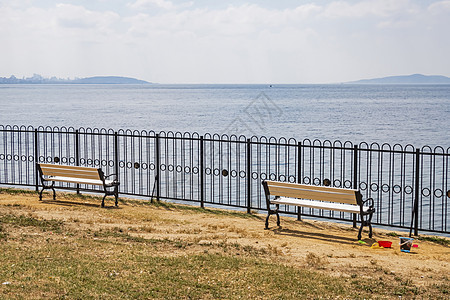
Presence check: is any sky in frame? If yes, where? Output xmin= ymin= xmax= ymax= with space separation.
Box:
xmin=1 ymin=0 xmax=450 ymax=84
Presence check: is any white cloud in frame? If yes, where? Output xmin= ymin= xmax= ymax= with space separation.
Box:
xmin=124 ymin=3 xmax=320 ymax=39
xmin=130 ymin=0 xmax=174 ymax=10
xmin=428 ymin=0 xmax=450 ymax=13
xmin=321 ymin=0 xmax=415 ymax=18
xmin=128 ymin=0 xmax=193 ymax=10
xmin=1 ymin=1 xmax=449 ymax=83
xmin=55 ymin=4 xmax=120 ymax=29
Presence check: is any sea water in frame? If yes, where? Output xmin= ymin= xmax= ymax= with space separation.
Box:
xmin=0 ymin=84 xmax=449 ymax=148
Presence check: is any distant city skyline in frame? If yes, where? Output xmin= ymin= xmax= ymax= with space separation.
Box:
xmin=1 ymin=0 xmax=450 ymax=84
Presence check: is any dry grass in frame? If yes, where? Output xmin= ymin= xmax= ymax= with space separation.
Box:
xmin=0 ymin=188 xmax=449 ymax=299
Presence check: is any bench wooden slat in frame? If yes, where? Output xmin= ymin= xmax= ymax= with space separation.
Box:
xmin=271 ymin=197 xmax=367 ymax=214
xmin=42 ymin=169 xmax=101 ymax=180
xmin=39 ymin=163 xmax=99 ymax=172
xmin=265 ymin=180 xmax=357 ymax=194
xmin=39 ymin=164 xmax=101 ymax=180
xmin=266 ymin=185 xmax=358 ymax=205
xmin=47 ymin=176 xmax=104 ymax=186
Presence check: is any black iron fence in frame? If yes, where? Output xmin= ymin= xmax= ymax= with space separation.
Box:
xmin=1 ymin=125 xmax=449 ymax=235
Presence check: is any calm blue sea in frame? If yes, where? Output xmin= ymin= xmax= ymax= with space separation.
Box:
xmin=0 ymin=84 xmax=449 ymax=147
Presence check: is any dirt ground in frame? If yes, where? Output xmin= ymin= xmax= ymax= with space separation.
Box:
xmin=1 ymin=190 xmax=449 ymax=289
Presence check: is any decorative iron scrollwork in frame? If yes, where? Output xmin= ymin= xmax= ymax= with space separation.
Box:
xmin=184 ymin=165 xmax=191 ymax=173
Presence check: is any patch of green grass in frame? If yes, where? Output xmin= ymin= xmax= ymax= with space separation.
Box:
xmin=387 ymin=232 xmax=399 ymax=237
xmin=434 ymin=283 xmax=449 ymax=294
xmin=149 ymin=199 xmax=260 ymax=220
xmin=0 ymin=224 xmax=7 ymax=239
xmin=90 ymin=227 xmax=196 ymax=248
xmin=63 ymin=191 xmax=118 ymax=202
xmin=418 ymin=235 xmax=449 ymax=246
xmin=3 ymin=239 xmax=443 ymax=300
xmin=0 ymin=214 xmax=64 ymax=233
xmin=0 ymin=187 xmax=38 ymax=195
xmin=4 ymin=203 xmax=24 ymax=208
xmin=92 ymin=227 xmax=149 ymax=243
xmin=0 ymin=241 xmax=377 ymax=299
xmin=0 ymin=208 xmax=448 ymax=299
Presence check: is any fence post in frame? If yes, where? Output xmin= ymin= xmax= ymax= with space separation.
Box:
xmin=155 ymin=134 xmax=160 ymax=201
xmin=352 ymin=145 xmax=358 ymax=228
xmin=411 ymin=148 xmax=420 ymax=237
xmin=200 ymin=136 xmax=205 ymax=208
xmin=246 ymin=139 xmax=251 ymax=214
xmin=297 ymin=141 xmax=302 ymax=220
xmin=75 ymin=129 xmax=80 ymax=194
xmin=114 ymin=131 xmax=119 ymax=197
xmin=34 ymin=129 xmax=39 ymax=191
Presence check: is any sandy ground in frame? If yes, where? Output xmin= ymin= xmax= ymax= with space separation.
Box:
xmin=1 ymin=190 xmax=449 ymax=289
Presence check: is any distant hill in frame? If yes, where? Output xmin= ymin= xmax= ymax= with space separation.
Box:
xmin=348 ymin=74 xmax=450 ymax=84
xmin=0 ymin=74 xmax=151 ymax=84
xmin=70 ymin=76 xmax=150 ymax=84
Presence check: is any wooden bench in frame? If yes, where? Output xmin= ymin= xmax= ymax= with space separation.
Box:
xmin=36 ymin=163 xmax=119 ymax=207
xmin=262 ymin=180 xmax=375 ymax=240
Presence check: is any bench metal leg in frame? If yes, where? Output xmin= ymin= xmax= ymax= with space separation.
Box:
xmin=265 ymin=208 xmax=280 ymax=229
xmin=265 ymin=212 xmax=270 ymax=229
xmin=358 ymin=222 xmax=373 ymax=240
xmin=367 ymin=212 xmax=373 ymax=238
xmin=357 ymin=225 xmax=364 ymax=241
xmin=358 ymin=212 xmax=374 ymax=240
xmin=101 ymin=195 xmax=106 ymax=208
xmin=39 ymin=182 xmax=56 ymax=201
xmin=275 ymin=204 xmax=280 ymax=226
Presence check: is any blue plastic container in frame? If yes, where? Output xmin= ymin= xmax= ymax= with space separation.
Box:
xmin=399 ymin=237 xmax=414 ymax=252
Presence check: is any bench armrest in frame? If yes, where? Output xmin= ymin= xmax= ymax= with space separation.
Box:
xmin=104 ymin=173 xmax=120 ymax=185
xmin=362 ymin=198 xmax=375 ymax=211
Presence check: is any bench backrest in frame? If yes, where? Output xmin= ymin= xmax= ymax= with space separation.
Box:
xmin=262 ymin=180 xmax=362 ymax=205
xmin=37 ymin=163 xmax=103 ymax=181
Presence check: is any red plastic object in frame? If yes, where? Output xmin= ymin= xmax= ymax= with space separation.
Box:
xmin=378 ymin=241 xmax=392 ymax=248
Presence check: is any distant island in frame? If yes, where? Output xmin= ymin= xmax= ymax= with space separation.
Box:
xmin=347 ymin=74 xmax=450 ymax=84
xmin=0 ymin=74 xmax=151 ymax=84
